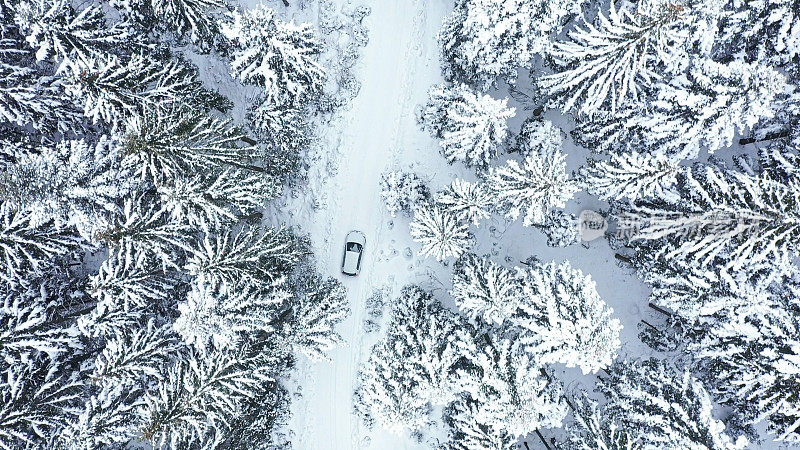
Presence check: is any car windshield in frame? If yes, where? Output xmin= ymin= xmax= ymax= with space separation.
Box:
xmin=347 ymin=242 xmax=362 ymax=252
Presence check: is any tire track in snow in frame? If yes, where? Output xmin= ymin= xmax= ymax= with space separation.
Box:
xmin=289 ymin=1 xmax=431 ymax=449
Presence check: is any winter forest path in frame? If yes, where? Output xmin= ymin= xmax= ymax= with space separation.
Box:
xmin=287 ymin=1 xmax=446 ymax=449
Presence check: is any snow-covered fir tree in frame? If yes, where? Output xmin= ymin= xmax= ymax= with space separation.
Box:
xmin=541 ymin=0 xmax=686 ymax=115
xmin=617 ymin=161 xmax=800 ymax=281
xmin=438 ymin=0 xmax=586 ymax=90
xmin=89 ymin=241 xmax=175 ymax=310
xmin=442 ymin=396 xmax=518 ymax=450
xmin=0 ymin=18 xmax=80 ymax=136
xmin=454 ymin=337 xmax=568 ymax=438
xmin=409 ymin=202 xmax=473 ymax=261
xmin=185 ymin=225 xmax=303 ymax=288
xmin=379 ymin=171 xmax=430 ymax=217
xmin=581 ymin=151 xmax=681 ymax=202
xmin=563 ymin=395 xmax=637 ymax=450
xmin=64 ymin=54 xmax=214 ymax=127
xmin=0 ymin=202 xmax=85 ymax=285
xmin=436 ymin=179 xmax=492 ymax=226
xmin=279 ymin=271 xmax=348 ymax=361
xmin=355 ymin=340 xmax=432 ymax=435
xmin=721 ymin=0 xmax=800 ymax=69
xmin=418 ymin=83 xmax=514 ymax=170
xmin=224 ymin=4 xmax=325 ymax=105
xmin=174 ymin=276 xmax=286 ymax=353
xmin=515 ymin=260 xmax=622 ymax=375
xmin=158 ymin=167 xmax=281 ymax=229
xmin=451 ymin=254 xmax=523 ymax=325
xmin=151 ymin=0 xmax=231 ymax=48
xmin=0 ymin=1 xmax=342 ymax=448
xmin=0 ymin=363 xmax=83 ymax=449
xmin=689 ymin=287 xmax=800 ymax=443
xmin=539 ymin=210 xmax=580 ymax=248
xmin=635 ymin=59 xmax=794 ymax=160
xmin=120 ymin=106 xmax=256 ymax=183
xmin=355 ymin=286 xmax=467 ymax=433
xmin=246 ymin=95 xmax=311 ymax=164
xmin=138 ymin=350 xmax=272 ymax=447
xmin=599 ymin=358 xmax=748 ymax=449
xmin=12 ymin=0 xmax=131 ymax=68
xmin=0 ymin=136 xmax=133 ymax=240
xmin=90 ymin=319 xmax=182 ymax=387
xmin=488 ymin=135 xmax=577 ymax=226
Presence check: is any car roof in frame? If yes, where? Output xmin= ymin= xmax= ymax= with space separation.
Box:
xmin=345 ymin=230 xmax=366 ymax=246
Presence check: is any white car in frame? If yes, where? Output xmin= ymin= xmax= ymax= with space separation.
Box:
xmin=341 ymin=231 xmax=366 ymax=276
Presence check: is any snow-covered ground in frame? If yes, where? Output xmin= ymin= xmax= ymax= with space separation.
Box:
xmin=278 ymin=0 xmax=662 ymax=448
xmin=284 ymin=1 xmax=449 ymax=448
xmin=275 ymin=1 xmax=787 ymax=449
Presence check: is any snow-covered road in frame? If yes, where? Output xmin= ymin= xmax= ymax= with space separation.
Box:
xmin=288 ymin=1 xmax=447 ymax=448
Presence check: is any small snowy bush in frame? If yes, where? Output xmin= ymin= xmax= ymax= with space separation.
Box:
xmin=540 ymin=210 xmax=580 ymax=248
xmin=379 ymin=171 xmax=430 ymax=217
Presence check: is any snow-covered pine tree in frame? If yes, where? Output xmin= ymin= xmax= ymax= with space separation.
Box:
xmin=451 ymin=254 xmax=523 ymax=325
xmin=120 ymin=107 xmax=257 ymax=183
xmin=581 ymin=151 xmax=681 ymax=202
xmin=455 ymin=337 xmax=568 ymax=438
xmin=174 ymin=276 xmax=286 ymax=353
xmin=515 ymin=260 xmax=622 ymax=375
xmin=355 ymin=285 xmax=468 ymax=433
xmin=689 ymin=287 xmax=800 ymax=443
xmin=563 ymin=395 xmax=637 ymax=450
xmin=436 ymin=179 xmax=492 ymax=226
xmin=379 ymin=171 xmax=430 ymax=217
xmin=540 ymin=0 xmax=685 ymax=115
xmin=418 ymin=83 xmax=514 ymax=170
xmin=635 ymin=59 xmax=794 ymax=160
xmin=0 ymin=201 xmax=85 ymax=285
xmin=224 ymin=5 xmax=324 ymax=106
xmin=64 ymin=54 xmax=209 ymax=127
xmin=186 ymin=225 xmax=303 ymax=288
xmin=12 ymin=0 xmax=131 ymax=68
xmin=599 ymin=358 xmax=748 ymax=449
xmin=409 ymin=202 xmax=472 ymax=261
xmin=488 ymin=135 xmax=577 ymax=226
xmin=279 ymin=272 xmax=348 ymax=361
xmin=438 ymin=0 xmax=586 ymax=90
xmin=442 ymin=396 xmax=518 ymax=450
xmin=158 ymin=167 xmax=281 ymax=229
xmin=617 ymin=162 xmax=800 ymax=281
